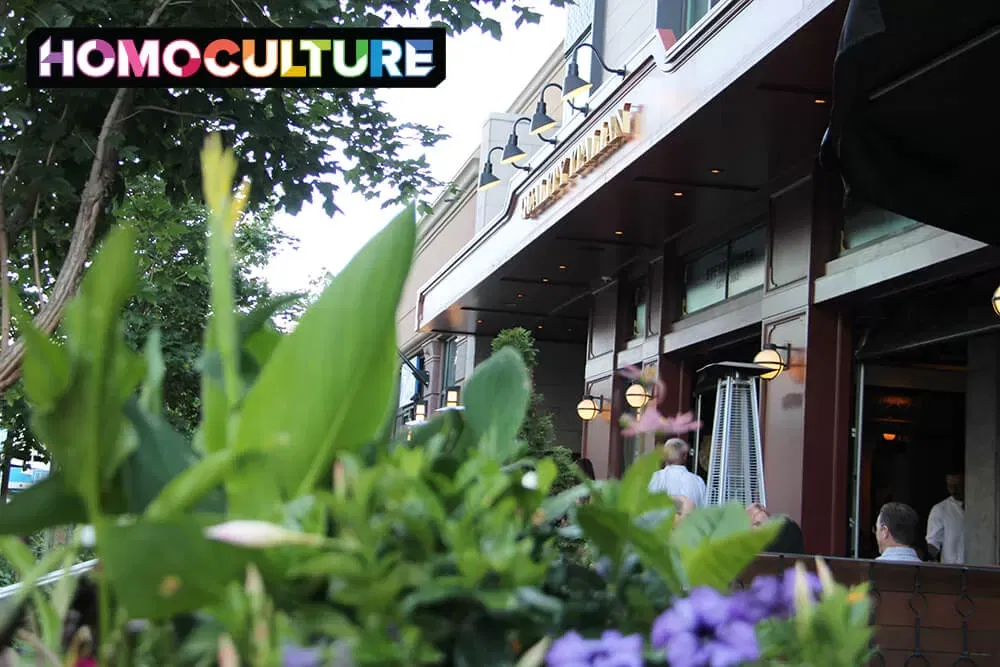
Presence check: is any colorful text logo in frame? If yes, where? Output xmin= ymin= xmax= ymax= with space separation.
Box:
xmin=26 ymin=28 xmax=446 ymax=88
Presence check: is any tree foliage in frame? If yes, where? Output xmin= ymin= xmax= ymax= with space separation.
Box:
xmin=490 ymin=327 xmax=577 ymax=495
xmin=0 ymin=0 xmax=564 ymax=392
xmin=116 ymin=174 xmax=289 ymax=434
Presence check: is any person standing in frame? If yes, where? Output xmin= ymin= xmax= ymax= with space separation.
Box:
xmin=648 ymin=438 xmax=707 ymax=506
xmin=926 ymin=473 xmax=964 ymax=564
xmin=874 ymin=502 xmax=923 ymax=563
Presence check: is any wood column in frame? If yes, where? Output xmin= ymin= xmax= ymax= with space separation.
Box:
xmin=759 ymin=162 xmax=852 ymax=556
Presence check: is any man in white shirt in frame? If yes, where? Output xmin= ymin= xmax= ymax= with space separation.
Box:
xmin=648 ymin=438 xmax=707 ymax=506
xmin=874 ymin=502 xmax=923 ymax=563
xmin=926 ymin=473 xmax=964 ymax=564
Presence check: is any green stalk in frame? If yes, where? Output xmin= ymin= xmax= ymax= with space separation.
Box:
xmin=207 ymin=218 xmax=241 ymax=410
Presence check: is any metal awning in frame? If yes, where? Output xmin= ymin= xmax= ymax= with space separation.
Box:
xmin=821 ymin=0 xmax=1000 ymax=244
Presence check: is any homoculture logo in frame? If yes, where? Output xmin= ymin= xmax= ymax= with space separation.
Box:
xmin=25 ymin=27 xmax=446 ymax=88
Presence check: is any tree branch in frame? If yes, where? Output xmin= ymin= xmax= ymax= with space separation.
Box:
xmin=116 ymin=105 xmax=235 ymax=124
xmin=0 ymin=0 xmax=176 ymax=392
xmin=30 ymin=106 xmax=69 ymax=302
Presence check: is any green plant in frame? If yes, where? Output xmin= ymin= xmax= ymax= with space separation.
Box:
xmin=490 ymin=328 xmax=577 ymax=495
xmin=0 ymin=137 xmax=874 ymax=667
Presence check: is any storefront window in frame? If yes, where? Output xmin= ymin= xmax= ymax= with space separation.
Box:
xmin=840 ymin=202 xmax=921 ymax=253
xmin=398 ymin=354 xmax=424 ymax=409
xmin=630 ymin=281 xmax=648 ymax=340
xmin=682 ymin=227 xmax=766 ymax=315
xmin=685 ymin=0 xmax=725 ymax=31
xmin=442 ymin=338 xmax=457 ymax=389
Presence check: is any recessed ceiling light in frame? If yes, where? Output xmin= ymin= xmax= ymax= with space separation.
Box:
xmin=558 ymin=264 xmax=567 ymax=270
xmin=537 ymin=324 xmax=543 ymax=329
xmin=567 ymin=328 xmax=573 ymax=333
xmin=542 ymin=278 xmax=549 ymax=283
xmin=476 ymin=319 xmax=483 ymax=324
xmin=710 ymin=168 xmax=722 ymax=174
xmin=516 ymin=293 xmax=524 ymax=298
xmin=814 ymin=98 xmax=827 ymax=104
xmin=615 ymin=231 xmax=623 ymax=236
xmin=673 ymin=191 xmax=683 ymax=197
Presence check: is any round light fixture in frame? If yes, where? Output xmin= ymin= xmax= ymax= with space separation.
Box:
xmin=753 ymin=346 xmax=785 ymax=380
xmin=577 ymin=398 xmax=600 ymax=421
xmin=992 ymin=285 xmax=1000 ymax=317
xmin=625 ymin=382 xmax=651 ymax=409
xmin=882 ymin=433 xmax=897 ymax=442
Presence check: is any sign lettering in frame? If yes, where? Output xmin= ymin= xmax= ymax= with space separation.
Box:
xmin=520 ymin=103 xmax=636 ymax=219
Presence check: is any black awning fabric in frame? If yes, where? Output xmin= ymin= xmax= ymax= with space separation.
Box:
xmin=821 ymin=0 xmax=1000 ymax=245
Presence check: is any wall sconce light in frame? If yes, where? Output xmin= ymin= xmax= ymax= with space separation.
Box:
xmin=413 ymin=402 xmax=427 ymax=423
xmin=477 ymin=146 xmax=503 ymax=191
xmin=435 ymin=386 xmax=463 ymax=412
xmin=992 ymin=285 xmax=1000 ymax=317
xmin=501 ymin=117 xmax=530 ymax=164
xmin=624 ymin=382 xmax=652 ymax=409
xmin=529 ymin=83 xmax=562 ymax=144
xmin=561 ymin=43 xmax=627 ymax=102
xmin=576 ymin=395 xmax=605 ymax=421
xmin=882 ymin=433 xmax=897 ymax=442
xmin=753 ymin=343 xmax=791 ymax=381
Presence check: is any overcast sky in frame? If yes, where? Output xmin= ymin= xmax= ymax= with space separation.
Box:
xmin=261 ymin=5 xmax=566 ymax=294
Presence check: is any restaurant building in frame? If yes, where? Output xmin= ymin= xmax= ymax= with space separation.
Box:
xmin=402 ymin=0 xmax=1000 ymax=565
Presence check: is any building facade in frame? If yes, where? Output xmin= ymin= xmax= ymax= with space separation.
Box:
xmin=403 ymin=0 xmax=1000 ymax=564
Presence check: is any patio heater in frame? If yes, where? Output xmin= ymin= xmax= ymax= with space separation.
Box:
xmin=696 ymin=362 xmax=770 ymax=507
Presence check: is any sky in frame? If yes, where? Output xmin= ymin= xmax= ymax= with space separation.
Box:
xmin=261 ymin=5 xmax=567 ymax=295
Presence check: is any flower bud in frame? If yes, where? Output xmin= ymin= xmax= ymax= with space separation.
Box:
xmin=204 ymin=520 xmax=321 ymax=549
xmin=218 ymin=634 xmax=240 ymax=667
xmin=814 ymin=556 xmax=836 ymax=596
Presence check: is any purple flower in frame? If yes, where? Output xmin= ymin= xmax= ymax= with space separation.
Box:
xmin=546 ymin=630 xmax=643 ymax=667
xmin=734 ymin=568 xmax=824 ymax=623
xmin=282 ymin=644 xmax=321 ymax=667
xmin=650 ymin=587 xmax=759 ymax=667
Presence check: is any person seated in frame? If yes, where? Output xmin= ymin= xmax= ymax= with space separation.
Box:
xmin=873 ymin=502 xmax=922 ymax=563
xmin=746 ymin=503 xmax=806 ymax=555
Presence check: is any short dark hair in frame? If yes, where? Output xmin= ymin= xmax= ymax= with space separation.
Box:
xmin=878 ymin=502 xmax=920 ymax=547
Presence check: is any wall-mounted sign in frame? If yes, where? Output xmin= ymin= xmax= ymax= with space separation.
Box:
xmin=520 ymin=103 xmax=636 ymax=220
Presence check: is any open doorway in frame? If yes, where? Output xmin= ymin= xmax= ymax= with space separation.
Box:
xmin=853 ymin=340 xmax=966 ymax=559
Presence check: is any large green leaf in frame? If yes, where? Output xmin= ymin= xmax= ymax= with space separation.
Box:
xmin=0 ymin=477 xmax=86 ymax=535
xmin=228 ymin=205 xmax=416 ymax=513
xmin=9 ymin=293 xmax=69 ymax=413
xmin=26 ymin=227 xmax=143 ymax=512
xmin=618 ymin=451 xmax=663 ymax=516
xmin=96 ymin=518 xmax=250 ymax=619
xmin=118 ymin=398 xmax=223 ymax=515
xmin=458 ymin=347 xmax=531 ymax=463
xmin=671 ymin=503 xmax=783 ymax=591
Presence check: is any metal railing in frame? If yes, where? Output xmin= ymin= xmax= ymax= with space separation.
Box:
xmin=0 ymin=559 xmax=98 ymax=604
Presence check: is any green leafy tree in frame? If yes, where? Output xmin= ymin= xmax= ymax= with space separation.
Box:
xmin=490 ymin=327 xmax=577 ymax=494
xmin=0 ymin=0 xmax=564 ymax=394
xmin=115 ymin=174 xmax=290 ymax=434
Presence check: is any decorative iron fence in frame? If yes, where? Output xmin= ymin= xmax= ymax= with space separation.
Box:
xmin=738 ymin=554 xmax=1000 ymax=666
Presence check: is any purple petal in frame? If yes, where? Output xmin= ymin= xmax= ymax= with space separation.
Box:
xmin=664 ymin=632 xmax=701 ymax=667
xmin=547 ymin=631 xmax=595 ymax=666
xmin=282 ymin=644 xmax=321 ymax=667
xmin=652 ymin=598 xmax=697 ymax=647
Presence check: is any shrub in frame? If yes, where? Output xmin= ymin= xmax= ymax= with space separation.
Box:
xmin=490 ymin=328 xmax=578 ymax=495
xmin=0 ymin=137 xmax=875 ymax=667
